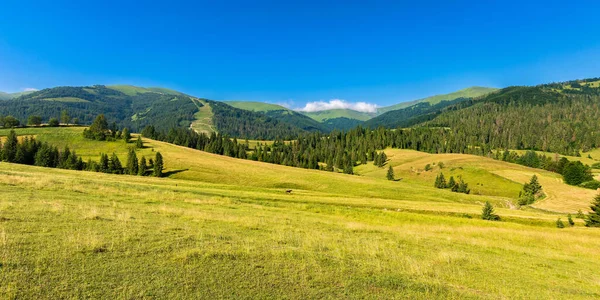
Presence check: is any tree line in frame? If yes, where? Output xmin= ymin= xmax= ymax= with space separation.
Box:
xmin=0 ymin=129 xmax=164 ymax=177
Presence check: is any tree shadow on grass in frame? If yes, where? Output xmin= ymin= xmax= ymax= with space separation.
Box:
xmin=163 ymin=169 xmax=189 ymax=176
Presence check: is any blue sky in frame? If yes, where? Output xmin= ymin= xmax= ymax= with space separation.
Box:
xmin=1 ymin=0 xmax=600 ymax=110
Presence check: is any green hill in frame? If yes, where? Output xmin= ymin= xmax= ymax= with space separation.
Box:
xmin=224 ymin=101 xmax=290 ymax=112
xmin=377 ymin=86 xmax=498 ymax=114
xmin=0 ymin=85 xmax=314 ymax=139
xmin=1 ymin=126 xmax=600 ymax=298
xmin=302 ymin=109 xmax=375 ymax=122
xmin=0 ymin=90 xmax=35 ymax=100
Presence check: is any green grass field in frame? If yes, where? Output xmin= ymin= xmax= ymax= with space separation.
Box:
xmin=1 ymin=127 xmax=600 ymax=298
xmin=190 ymin=99 xmax=216 ymax=135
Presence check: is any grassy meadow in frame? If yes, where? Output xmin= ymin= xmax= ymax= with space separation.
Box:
xmin=1 ymin=127 xmax=600 ymax=298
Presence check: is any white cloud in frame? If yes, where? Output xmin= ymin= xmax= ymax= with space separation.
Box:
xmin=23 ymin=88 xmax=38 ymax=92
xmin=296 ymin=99 xmax=378 ymax=113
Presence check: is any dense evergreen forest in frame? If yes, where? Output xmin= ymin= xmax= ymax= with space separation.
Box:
xmin=364 ymin=97 xmax=471 ymax=128
xmin=422 ymin=80 xmax=600 ymax=156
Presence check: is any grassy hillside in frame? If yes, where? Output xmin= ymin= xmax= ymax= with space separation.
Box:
xmin=1 ymin=127 xmax=600 ymax=298
xmin=302 ymin=109 xmax=375 ymax=122
xmin=107 ymin=85 xmax=184 ymax=96
xmin=0 ymin=90 xmax=35 ymax=101
xmin=224 ymin=101 xmax=290 ymax=112
xmin=378 ymin=86 xmax=498 ymax=114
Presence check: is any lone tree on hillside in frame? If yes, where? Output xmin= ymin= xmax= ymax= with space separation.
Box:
xmin=153 ymin=152 xmax=163 ymax=177
xmin=585 ymin=194 xmax=600 ymax=227
xmin=48 ymin=118 xmax=59 ymax=127
xmin=481 ymin=201 xmax=500 ymax=221
xmin=387 ymin=165 xmax=395 ymax=180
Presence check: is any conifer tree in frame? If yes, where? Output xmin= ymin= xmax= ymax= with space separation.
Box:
xmin=99 ymin=153 xmax=110 ymax=173
xmin=481 ymin=201 xmax=500 ymax=221
xmin=585 ymin=194 xmax=600 ymax=227
xmin=122 ymin=128 xmax=131 ymax=143
xmin=556 ymin=218 xmax=565 ymax=228
xmin=3 ymin=130 xmax=18 ymax=162
xmin=153 ymin=152 xmax=163 ymax=177
xmin=110 ymin=153 xmax=123 ymax=174
xmin=126 ymin=148 xmax=138 ymax=175
xmin=435 ymin=173 xmax=447 ymax=189
xmin=136 ymin=136 xmax=143 ymax=148
xmin=386 ymin=165 xmax=394 ymax=180
xmin=447 ymin=176 xmax=456 ymax=189
xmin=138 ymin=156 xmax=147 ymax=176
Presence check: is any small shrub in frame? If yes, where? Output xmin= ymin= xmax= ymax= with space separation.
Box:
xmin=579 ymin=180 xmax=600 ymax=190
xmin=567 ymin=214 xmax=575 ymax=226
xmin=556 ymin=218 xmax=565 ymax=228
xmin=424 ymin=164 xmax=432 ymax=171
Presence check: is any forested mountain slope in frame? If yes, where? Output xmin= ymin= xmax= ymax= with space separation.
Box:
xmin=0 ymin=85 xmax=198 ymax=131
xmin=421 ymin=78 xmax=600 ymax=155
xmin=0 ymin=85 xmax=314 ymax=139
xmin=377 ymin=86 xmax=498 ymax=114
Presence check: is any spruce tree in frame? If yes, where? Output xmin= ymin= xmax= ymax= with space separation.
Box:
xmin=3 ymin=130 xmax=18 ymax=162
xmin=99 ymin=153 xmax=110 ymax=173
xmin=122 ymin=128 xmax=131 ymax=143
xmin=153 ymin=152 xmax=163 ymax=177
xmin=435 ymin=173 xmax=447 ymax=189
xmin=481 ymin=201 xmax=500 ymax=221
xmin=110 ymin=153 xmax=123 ymax=174
xmin=447 ymin=176 xmax=456 ymax=189
xmin=386 ymin=165 xmax=394 ymax=180
xmin=138 ymin=156 xmax=147 ymax=176
xmin=136 ymin=136 xmax=143 ymax=148
xmin=585 ymin=194 xmax=600 ymax=227
xmin=126 ymin=148 xmax=138 ymax=175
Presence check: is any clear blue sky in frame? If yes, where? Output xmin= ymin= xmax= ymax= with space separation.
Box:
xmin=1 ymin=0 xmax=600 ymax=108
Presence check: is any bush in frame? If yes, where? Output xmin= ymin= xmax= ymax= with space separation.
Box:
xmin=556 ymin=218 xmax=565 ymax=228
xmin=567 ymin=214 xmax=575 ymax=226
xmin=48 ymin=118 xmax=60 ymax=127
xmin=579 ymin=180 xmax=600 ymax=190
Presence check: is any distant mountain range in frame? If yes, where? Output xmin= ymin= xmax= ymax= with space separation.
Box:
xmin=5 ymin=79 xmax=598 ymax=144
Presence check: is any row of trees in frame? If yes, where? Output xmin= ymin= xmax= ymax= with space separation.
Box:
xmin=0 ymin=129 xmax=163 ymax=177
xmin=434 ymin=173 xmax=470 ymax=194
xmin=0 ymin=110 xmax=77 ymax=128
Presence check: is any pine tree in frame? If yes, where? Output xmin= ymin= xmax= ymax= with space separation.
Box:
xmin=447 ymin=176 xmax=456 ymax=189
xmin=136 ymin=136 xmax=143 ymax=148
xmin=122 ymin=128 xmax=131 ymax=143
xmin=585 ymin=194 xmax=600 ymax=227
xmin=99 ymin=153 xmax=110 ymax=173
xmin=481 ymin=201 xmax=500 ymax=221
xmin=153 ymin=152 xmax=163 ymax=177
xmin=110 ymin=153 xmax=123 ymax=174
xmin=126 ymin=148 xmax=138 ymax=175
xmin=3 ymin=130 xmax=18 ymax=162
xmin=435 ymin=173 xmax=447 ymax=188
xmin=386 ymin=165 xmax=394 ymax=180
xmin=138 ymin=156 xmax=147 ymax=176
xmin=556 ymin=218 xmax=565 ymax=228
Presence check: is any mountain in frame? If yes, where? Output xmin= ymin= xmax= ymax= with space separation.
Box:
xmin=377 ymin=86 xmax=498 ymax=114
xmin=0 ymin=90 xmax=36 ymax=100
xmin=414 ymin=78 xmax=600 ymax=155
xmin=224 ymin=101 xmax=290 ymax=112
xmin=0 ymin=85 xmax=312 ymax=139
xmin=301 ymin=109 xmax=375 ymax=122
